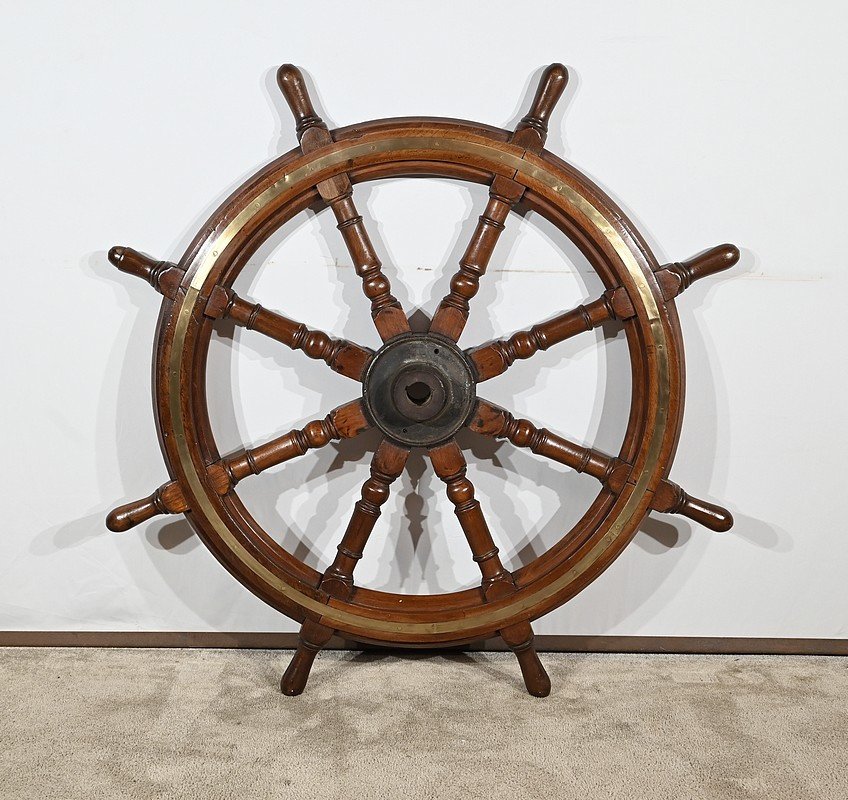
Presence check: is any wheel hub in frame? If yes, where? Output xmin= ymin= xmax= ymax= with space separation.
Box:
xmin=363 ymin=333 xmax=476 ymax=447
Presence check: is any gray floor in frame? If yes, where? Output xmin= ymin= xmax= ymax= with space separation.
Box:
xmin=0 ymin=648 xmax=846 ymax=799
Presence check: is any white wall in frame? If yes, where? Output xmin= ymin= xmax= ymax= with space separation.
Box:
xmin=2 ymin=1 xmax=845 ymax=637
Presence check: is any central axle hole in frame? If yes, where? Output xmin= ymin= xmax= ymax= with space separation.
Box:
xmin=405 ymin=381 xmax=431 ymax=406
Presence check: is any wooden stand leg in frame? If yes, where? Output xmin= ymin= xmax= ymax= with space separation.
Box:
xmin=500 ymin=620 xmax=551 ymax=697
xmin=280 ymin=618 xmax=334 ymax=696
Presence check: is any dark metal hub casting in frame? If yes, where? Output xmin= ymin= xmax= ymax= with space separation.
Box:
xmin=363 ymin=334 xmax=476 ymax=447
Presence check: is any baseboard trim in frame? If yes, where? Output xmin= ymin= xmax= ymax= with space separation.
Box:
xmin=1 ymin=632 xmax=846 ymax=655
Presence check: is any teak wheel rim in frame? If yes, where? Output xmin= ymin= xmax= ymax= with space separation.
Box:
xmin=153 ymin=122 xmax=678 ymax=645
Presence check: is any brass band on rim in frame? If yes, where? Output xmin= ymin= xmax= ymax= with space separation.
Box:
xmin=166 ymin=130 xmax=670 ymax=638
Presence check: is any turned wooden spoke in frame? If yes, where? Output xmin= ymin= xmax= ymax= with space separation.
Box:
xmin=277 ymin=65 xmax=409 ymax=342
xmin=428 ymin=439 xmax=514 ymax=597
xmin=469 ymin=398 xmax=627 ymax=482
xmin=469 ymin=399 xmax=733 ymax=533
xmin=427 ymin=179 xmax=520 ymax=341
xmin=467 ymin=243 xmax=740 ymax=381
xmin=319 ymin=440 xmax=409 ymax=600
xmin=428 ymin=438 xmax=551 ymax=696
xmin=108 ymin=247 xmax=372 ymax=381
xmin=468 ymin=290 xmax=629 ymax=381
xmin=281 ymin=439 xmax=408 ymax=696
xmin=429 ymin=65 xmax=568 ymax=341
xmin=106 ymin=399 xmax=370 ymax=532
xmin=205 ymin=285 xmax=373 ymax=381
xmin=326 ymin=189 xmax=409 ymax=341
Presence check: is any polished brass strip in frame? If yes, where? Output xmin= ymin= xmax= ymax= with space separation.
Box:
xmin=169 ymin=131 xmax=670 ymax=637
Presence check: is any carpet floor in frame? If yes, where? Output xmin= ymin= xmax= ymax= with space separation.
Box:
xmin=0 ymin=648 xmax=845 ymax=799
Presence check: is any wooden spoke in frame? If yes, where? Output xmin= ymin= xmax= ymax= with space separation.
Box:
xmin=277 ymin=65 xmax=410 ymax=342
xmin=467 ymin=243 xmax=740 ymax=382
xmin=469 ymin=398 xmax=628 ymax=483
xmin=427 ymin=177 xmax=521 ymax=341
xmin=106 ymin=400 xmax=370 ymax=532
xmin=428 ymin=439 xmax=513 ymax=596
xmin=281 ymin=439 xmax=408 ymax=695
xmin=428 ymin=438 xmax=550 ymax=696
xmin=467 ymin=288 xmax=633 ymax=382
xmin=429 ymin=65 xmax=568 ymax=341
xmin=319 ymin=439 xmax=409 ymax=601
xmin=109 ymin=247 xmax=373 ymax=381
xmin=205 ymin=286 xmax=373 ymax=381
xmin=469 ymin=399 xmax=733 ymax=533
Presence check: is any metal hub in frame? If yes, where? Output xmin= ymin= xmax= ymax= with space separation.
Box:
xmin=363 ymin=334 xmax=476 ymax=447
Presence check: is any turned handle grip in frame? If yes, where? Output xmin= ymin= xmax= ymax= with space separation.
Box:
xmin=676 ymin=493 xmax=734 ymax=533
xmin=106 ymin=493 xmax=164 ymax=532
xmin=106 ymin=480 xmax=187 ymax=532
xmin=108 ymin=246 xmax=158 ymax=283
xmin=276 ymin=64 xmax=323 ymax=133
xmin=651 ymin=479 xmax=733 ymax=533
xmin=675 ymin=244 xmax=740 ymax=287
xmin=108 ymin=245 xmax=184 ymax=298
xmin=519 ymin=63 xmax=568 ymax=133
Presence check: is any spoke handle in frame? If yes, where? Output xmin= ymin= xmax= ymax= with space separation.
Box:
xmin=108 ymin=246 xmax=158 ymax=283
xmin=106 ymin=493 xmax=162 ymax=532
xmin=108 ymin=246 xmax=184 ymax=299
xmin=276 ymin=64 xmax=325 ymax=137
xmin=273 ymin=65 xmax=409 ymax=341
xmin=677 ymin=244 xmax=739 ymax=286
xmin=517 ymin=63 xmax=568 ymax=137
xmin=652 ymin=481 xmax=733 ymax=533
xmin=659 ymin=244 xmax=740 ymax=300
xmin=679 ymin=495 xmax=734 ymax=533
xmin=106 ymin=481 xmax=187 ymax=532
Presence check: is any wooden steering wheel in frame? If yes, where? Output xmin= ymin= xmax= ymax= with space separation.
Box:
xmin=106 ymin=64 xmax=737 ymax=697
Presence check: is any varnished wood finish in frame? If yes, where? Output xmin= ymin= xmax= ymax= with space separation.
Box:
xmin=468 ymin=289 xmax=627 ymax=381
xmin=467 ymin=244 xmax=739 ymax=382
xmin=106 ymin=400 xmax=369 ymax=532
xmin=106 ymin=64 xmax=738 ymax=697
xmin=429 ymin=439 xmax=550 ymax=691
xmin=470 ymin=399 xmax=733 ymax=532
xmin=280 ymin=618 xmax=334 ymax=696
xmin=109 ymin=246 xmax=185 ymax=299
xmin=279 ymin=440 xmax=412 ymax=685
xmin=655 ymin=244 xmax=740 ymax=301
xmin=320 ymin=439 xmax=409 ymax=601
xmin=110 ymin=246 xmax=372 ymax=381
xmin=429 ymin=65 xmax=568 ymax=340
xmin=429 ymin=439 xmax=512 ymax=596
xmin=500 ymin=621 xmax=551 ymax=697
xmin=208 ymin=286 xmax=373 ymax=381
xmin=277 ymin=65 xmax=409 ymax=342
